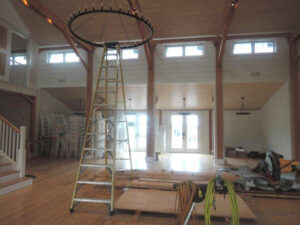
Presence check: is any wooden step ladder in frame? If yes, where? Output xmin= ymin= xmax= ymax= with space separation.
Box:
xmin=70 ymin=43 xmax=133 ymax=215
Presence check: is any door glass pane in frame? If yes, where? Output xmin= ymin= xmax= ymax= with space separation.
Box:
xmin=186 ymin=115 xmax=198 ymax=149
xmin=171 ymin=115 xmax=183 ymax=148
xmin=138 ymin=115 xmax=147 ymax=148
xmin=126 ymin=115 xmax=136 ymax=150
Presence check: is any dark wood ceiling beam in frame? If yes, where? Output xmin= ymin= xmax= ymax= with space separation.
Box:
xmin=216 ymin=0 xmax=240 ymax=66
xmin=18 ymin=0 xmax=93 ymax=70
xmin=127 ymin=0 xmax=154 ymax=66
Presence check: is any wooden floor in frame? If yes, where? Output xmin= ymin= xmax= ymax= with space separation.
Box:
xmin=0 ymin=155 xmax=300 ymax=225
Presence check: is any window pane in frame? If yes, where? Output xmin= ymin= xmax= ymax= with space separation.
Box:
xmin=185 ymin=45 xmax=203 ymax=56
xmin=14 ymin=56 xmax=27 ymax=65
xmin=126 ymin=115 xmax=136 ymax=150
xmin=49 ymin=53 xmax=63 ymax=63
xmin=186 ymin=115 xmax=198 ymax=149
xmin=65 ymin=52 xmax=79 ymax=62
xmin=171 ymin=115 xmax=183 ymax=148
xmin=254 ymin=42 xmax=275 ymax=53
xmin=166 ymin=46 xmax=183 ymax=57
xmin=106 ymin=50 xmax=117 ymax=60
xmin=233 ymin=43 xmax=252 ymax=54
xmin=122 ymin=49 xmax=138 ymax=59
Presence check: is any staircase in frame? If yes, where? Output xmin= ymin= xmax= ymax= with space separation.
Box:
xmin=0 ymin=115 xmax=32 ymax=196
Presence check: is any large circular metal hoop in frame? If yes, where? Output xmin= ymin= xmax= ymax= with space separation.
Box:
xmin=68 ymin=8 xmax=154 ymax=49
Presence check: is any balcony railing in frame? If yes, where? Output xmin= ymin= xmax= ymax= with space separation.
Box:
xmin=9 ymin=59 xmax=28 ymax=87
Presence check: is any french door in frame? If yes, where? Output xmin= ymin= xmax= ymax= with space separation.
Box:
xmin=170 ymin=114 xmax=199 ymax=153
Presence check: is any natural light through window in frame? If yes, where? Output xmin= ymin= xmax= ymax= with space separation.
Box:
xmin=10 ymin=55 xmax=27 ymax=65
xmin=185 ymin=45 xmax=203 ymax=56
xmin=106 ymin=50 xmax=117 ymax=60
xmin=49 ymin=53 xmax=64 ymax=63
xmin=122 ymin=49 xmax=138 ymax=59
xmin=166 ymin=46 xmax=183 ymax=57
xmin=233 ymin=43 xmax=252 ymax=54
xmin=254 ymin=42 xmax=275 ymax=53
xmin=65 ymin=52 xmax=79 ymax=62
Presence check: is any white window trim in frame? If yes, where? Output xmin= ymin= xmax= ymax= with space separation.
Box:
xmin=47 ymin=51 xmax=80 ymax=64
xmin=164 ymin=44 xmax=205 ymax=58
xmin=232 ymin=40 xmax=276 ymax=55
xmin=121 ymin=48 xmax=139 ymax=60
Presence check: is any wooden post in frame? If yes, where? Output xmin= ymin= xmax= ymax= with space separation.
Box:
xmin=86 ymin=51 xmax=93 ymax=124
xmin=214 ymin=55 xmax=225 ymax=162
xmin=209 ymin=109 xmax=213 ymax=153
xmin=289 ymin=41 xmax=300 ymax=160
xmin=146 ymin=58 xmax=155 ymax=161
xmin=29 ymin=96 xmax=37 ymax=141
xmin=17 ymin=126 xmax=26 ymax=177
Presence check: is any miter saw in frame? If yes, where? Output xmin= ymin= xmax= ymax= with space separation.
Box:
xmin=222 ymin=151 xmax=300 ymax=192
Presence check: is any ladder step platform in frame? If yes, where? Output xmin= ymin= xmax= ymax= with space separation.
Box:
xmin=83 ymin=148 xmax=113 ymax=152
xmin=80 ymin=163 xmax=112 ymax=168
xmin=73 ymin=198 xmax=111 ymax=204
xmin=77 ymin=180 xmax=112 ymax=185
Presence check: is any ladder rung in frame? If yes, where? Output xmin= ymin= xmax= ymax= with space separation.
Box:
xmin=77 ymin=180 xmax=112 ymax=185
xmin=116 ymin=139 xmax=128 ymax=142
xmin=73 ymin=198 xmax=111 ymax=204
xmin=83 ymin=148 xmax=113 ymax=152
xmin=87 ymin=132 xmax=107 ymax=136
xmin=93 ymin=104 xmax=115 ymax=107
xmin=100 ymin=78 xmax=116 ymax=82
xmin=116 ymin=158 xmax=130 ymax=160
xmin=96 ymin=90 xmax=116 ymax=94
xmin=81 ymin=164 xmax=112 ymax=168
xmin=101 ymin=65 xmax=117 ymax=69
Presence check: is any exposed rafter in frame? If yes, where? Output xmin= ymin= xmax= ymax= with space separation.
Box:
xmin=215 ymin=0 xmax=240 ymax=66
xmin=18 ymin=0 xmax=94 ymax=70
xmin=289 ymin=28 xmax=300 ymax=41
xmin=127 ymin=0 xmax=155 ymax=66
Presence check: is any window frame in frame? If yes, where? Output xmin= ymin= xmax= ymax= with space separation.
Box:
xmin=232 ymin=40 xmax=276 ymax=55
xmin=164 ymin=44 xmax=205 ymax=58
xmin=10 ymin=53 xmax=27 ymax=65
xmin=121 ymin=48 xmax=139 ymax=60
xmin=47 ymin=51 xmax=80 ymax=64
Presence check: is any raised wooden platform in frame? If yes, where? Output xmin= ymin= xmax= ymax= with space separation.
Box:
xmin=115 ymin=188 xmax=256 ymax=219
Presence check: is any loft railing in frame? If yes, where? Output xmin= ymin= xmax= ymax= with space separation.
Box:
xmin=9 ymin=59 xmax=28 ymax=88
xmin=0 ymin=115 xmax=27 ymax=177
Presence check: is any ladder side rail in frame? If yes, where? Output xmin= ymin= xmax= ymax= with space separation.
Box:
xmin=70 ymin=45 xmax=108 ymax=211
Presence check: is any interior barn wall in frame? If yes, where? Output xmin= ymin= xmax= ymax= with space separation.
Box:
xmin=37 ymin=37 xmax=289 ymax=88
xmin=0 ymin=0 xmax=39 ymax=89
xmin=38 ymin=89 xmax=73 ymax=115
xmin=223 ymin=38 xmax=290 ymax=82
xmin=261 ymin=81 xmax=292 ymax=159
xmin=223 ymin=110 xmax=262 ymax=152
xmin=0 ymin=94 xmax=30 ymax=139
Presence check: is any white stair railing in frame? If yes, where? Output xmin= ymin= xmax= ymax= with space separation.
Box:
xmin=0 ymin=115 xmax=26 ymax=177
xmin=9 ymin=59 xmax=28 ymax=87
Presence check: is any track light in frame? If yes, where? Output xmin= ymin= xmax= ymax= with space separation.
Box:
xmin=46 ymin=18 xmax=53 ymax=24
xmin=22 ymin=0 xmax=29 ymax=6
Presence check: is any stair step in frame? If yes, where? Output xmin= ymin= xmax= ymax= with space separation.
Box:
xmin=73 ymin=198 xmax=111 ymax=204
xmin=0 ymin=170 xmax=19 ymax=177
xmin=80 ymin=163 xmax=112 ymax=168
xmin=0 ymin=177 xmax=31 ymax=189
xmin=77 ymin=180 xmax=112 ymax=185
xmin=0 ymin=163 xmax=12 ymax=168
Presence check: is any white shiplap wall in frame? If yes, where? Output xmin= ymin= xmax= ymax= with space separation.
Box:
xmin=261 ymin=82 xmax=292 ymax=159
xmin=38 ymin=37 xmax=290 ymax=88
xmin=224 ymin=110 xmax=263 ymax=152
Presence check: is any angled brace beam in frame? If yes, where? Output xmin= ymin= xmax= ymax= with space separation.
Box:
xmin=215 ymin=0 xmax=239 ymax=66
xmin=127 ymin=0 xmax=155 ymax=66
xmin=289 ymin=28 xmax=300 ymax=42
xmin=18 ymin=0 xmax=94 ymax=70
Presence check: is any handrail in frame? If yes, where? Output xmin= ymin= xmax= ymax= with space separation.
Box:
xmin=0 ymin=115 xmax=21 ymax=133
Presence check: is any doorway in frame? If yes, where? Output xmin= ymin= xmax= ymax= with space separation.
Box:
xmin=170 ymin=113 xmax=199 ymax=153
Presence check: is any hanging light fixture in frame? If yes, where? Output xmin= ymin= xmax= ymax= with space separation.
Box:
xmin=236 ymin=97 xmax=251 ymax=115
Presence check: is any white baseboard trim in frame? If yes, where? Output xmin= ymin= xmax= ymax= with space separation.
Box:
xmin=214 ymin=158 xmax=227 ymax=165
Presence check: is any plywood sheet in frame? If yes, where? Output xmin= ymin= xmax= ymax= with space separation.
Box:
xmin=115 ymin=188 xmax=256 ymax=219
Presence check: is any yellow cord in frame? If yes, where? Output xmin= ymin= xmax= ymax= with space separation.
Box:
xmin=204 ymin=178 xmax=239 ymax=225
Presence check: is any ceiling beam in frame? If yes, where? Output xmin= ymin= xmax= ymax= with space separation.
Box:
xmin=289 ymin=28 xmax=300 ymax=41
xmin=153 ymin=32 xmax=290 ymax=45
xmin=18 ymin=0 xmax=94 ymax=70
xmin=127 ymin=0 xmax=154 ymax=66
xmin=216 ymin=0 xmax=240 ymax=66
